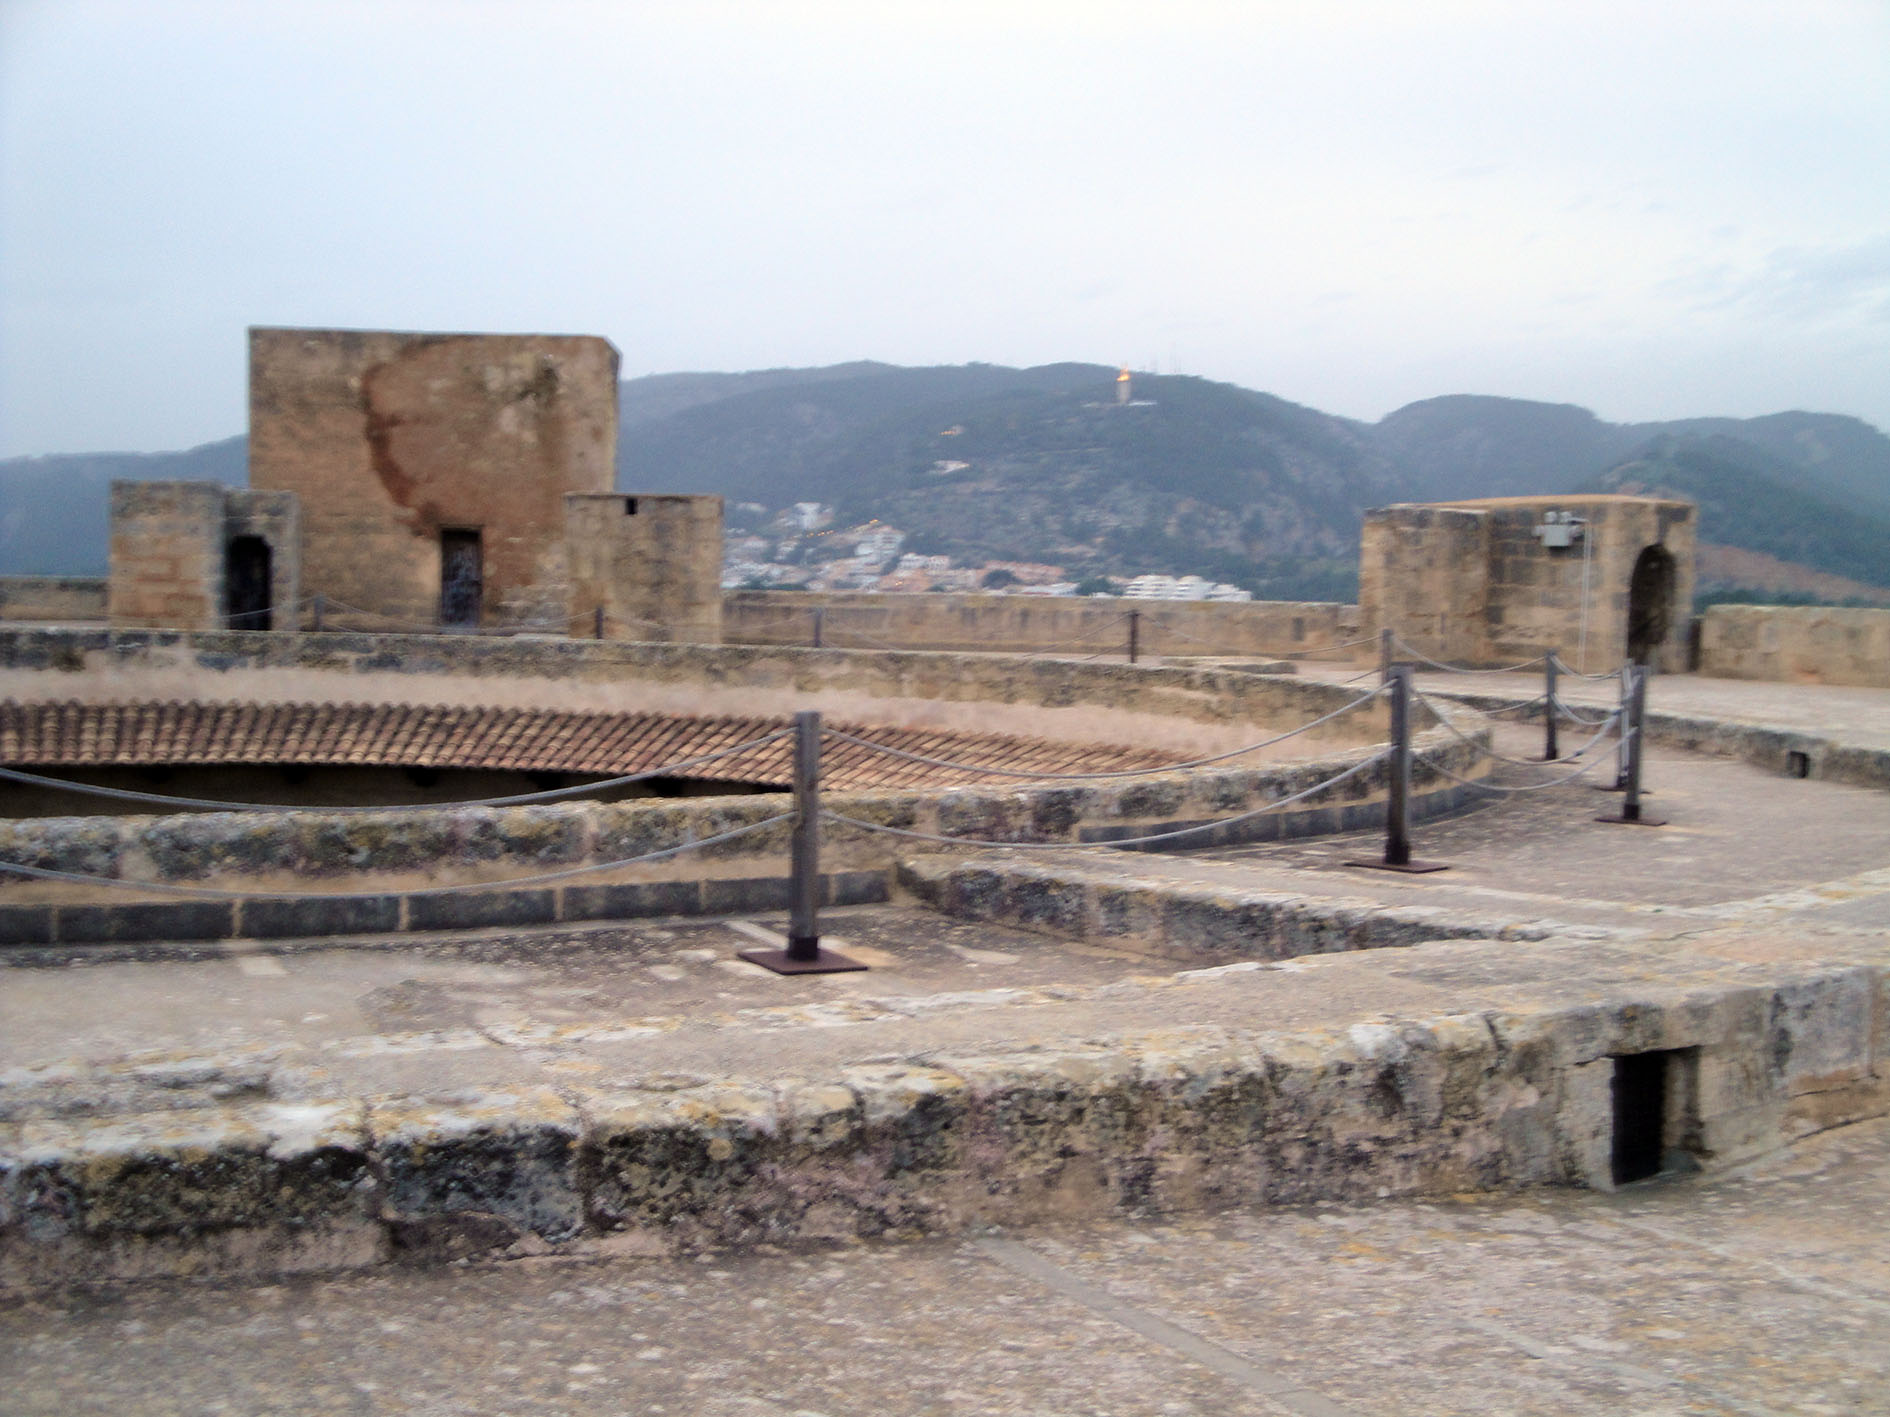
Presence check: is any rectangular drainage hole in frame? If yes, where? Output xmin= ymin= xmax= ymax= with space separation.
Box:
xmin=1786 ymin=751 xmax=1810 ymax=779
xmin=1611 ymin=1050 xmax=1670 ymax=1186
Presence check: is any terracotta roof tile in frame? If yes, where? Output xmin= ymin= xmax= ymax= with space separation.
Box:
xmin=0 ymin=699 xmax=1182 ymax=792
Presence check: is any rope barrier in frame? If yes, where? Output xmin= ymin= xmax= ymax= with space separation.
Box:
xmin=0 ymin=727 xmax=797 ymax=814
xmin=821 ymin=684 xmax=1385 ymax=782
xmin=0 ymin=811 xmax=796 ymax=900
xmin=820 ymin=749 xmax=1390 ymax=852
xmin=1549 ymin=652 xmax=1622 ymax=682
xmin=1414 ymin=687 xmax=1619 ymax=766
xmin=1391 ymin=635 xmax=1550 ymax=675
xmin=1551 ymin=695 xmax=1616 ymax=727
xmin=1413 ymin=745 xmax=1618 ymax=794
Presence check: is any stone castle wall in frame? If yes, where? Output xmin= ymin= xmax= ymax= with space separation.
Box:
xmin=566 ymin=493 xmax=723 ymax=643
xmin=0 ymin=578 xmax=107 ymax=623
xmin=1360 ymin=495 xmax=1696 ymax=672
xmin=106 ymin=482 xmax=227 ymax=630
xmin=725 ymin=591 xmax=1358 ymax=660
xmin=1699 ymin=605 xmax=1890 ymax=687
xmin=248 ymin=327 xmax=619 ymax=631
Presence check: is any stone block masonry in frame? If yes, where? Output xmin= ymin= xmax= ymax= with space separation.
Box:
xmin=565 ymin=492 xmax=723 ymax=643
xmin=3 ymin=935 xmax=1885 ymax=1290
xmin=1699 ymin=604 xmax=1890 ymax=688
xmin=248 ymin=327 xmax=619 ymax=631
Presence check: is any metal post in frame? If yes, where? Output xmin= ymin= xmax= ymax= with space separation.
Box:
xmin=312 ymin=593 xmax=326 ymax=633
xmin=1611 ymin=664 xmax=1632 ymax=789
xmin=1622 ymin=667 xmax=1646 ymax=821
xmin=812 ymin=608 xmax=824 ymax=649
xmin=787 ymin=710 xmax=821 ymax=959
xmin=1598 ymin=663 xmax=1665 ymax=826
xmin=1542 ymin=652 xmax=1560 ymax=762
xmin=1128 ymin=610 xmax=1140 ymax=664
xmin=593 ymin=605 xmax=605 ymax=640
xmin=1379 ymin=627 xmax=1393 ymax=686
xmin=737 ymin=710 xmax=866 ymax=974
xmin=1347 ymin=663 xmax=1446 ymax=873
xmin=1385 ymin=664 xmax=1412 ymax=866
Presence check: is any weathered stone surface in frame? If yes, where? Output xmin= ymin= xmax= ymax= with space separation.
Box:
xmin=368 ymin=1088 xmax=583 ymax=1244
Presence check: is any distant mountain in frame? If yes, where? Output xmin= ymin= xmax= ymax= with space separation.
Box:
xmin=3 ymin=364 xmax=1885 ymax=601
xmin=1583 ymin=432 xmax=1890 ymax=596
xmin=0 ymin=438 xmax=244 ymax=575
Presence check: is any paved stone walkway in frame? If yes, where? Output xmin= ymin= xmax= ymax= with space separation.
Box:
xmin=7 ymin=1115 xmax=1887 ymax=1415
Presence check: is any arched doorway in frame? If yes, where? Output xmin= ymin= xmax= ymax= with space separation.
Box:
xmin=1626 ymin=544 xmax=1676 ymax=665
xmin=225 ymin=535 xmax=273 ymax=631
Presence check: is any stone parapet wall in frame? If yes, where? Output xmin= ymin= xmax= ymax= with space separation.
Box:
xmin=106 ymin=481 xmax=226 ymax=630
xmin=1699 ymin=605 xmax=1890 ymax=688
xmin=0 ymin=629 xmax=1489 ymax=939
xmin=0 ymin=578 xmax=107 ymax=623
xmin=566 ymin=493 xmax=723 ymax=643
xmin=725 ymin=591 xmax=1360 ymax=661
xmin=3 ymin=939 xmax=1881 ymax=1289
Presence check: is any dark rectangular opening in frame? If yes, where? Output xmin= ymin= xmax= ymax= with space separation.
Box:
xmin=440 ymin=528 xmax=483 ymax=628
xmin=1611 ymin=1050 xmax=1669 ymax=1186
xmin=623 ymin=497 xmax=638 ymax=515
xmin=1786 ymin=751 xmax=1810 ymax=779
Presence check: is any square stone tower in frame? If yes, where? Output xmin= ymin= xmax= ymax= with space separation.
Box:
xmin=248 ymin=327 xmax=619 ymax=631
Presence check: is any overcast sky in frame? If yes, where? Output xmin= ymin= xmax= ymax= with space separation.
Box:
xmin=3 ymin=0 xmax=1888 ymax=458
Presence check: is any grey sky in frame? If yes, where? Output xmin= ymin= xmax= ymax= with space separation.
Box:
xmin=3 ymin=0 xmax=1888 ymax=458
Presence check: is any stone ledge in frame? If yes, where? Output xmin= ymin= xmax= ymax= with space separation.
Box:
xmin=0 ymin=869 xmax=890 ymax=950
xmin=896 ymin=854 xmax=1580 ymax=963
xmin=4 ymin=946 xmax=1884 ymax=1292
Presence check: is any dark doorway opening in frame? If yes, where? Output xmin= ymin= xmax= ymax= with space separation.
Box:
xmin=1626 ymin=545 xmax=1677 ymax=665
xmin=225 ymin=535 xmax=272 ymax=631
xmin=440 ymin=528 xmax=483 ymax=628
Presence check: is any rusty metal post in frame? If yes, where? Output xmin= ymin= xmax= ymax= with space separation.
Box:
xmin=593 ymin=605 xmax=605 ymax=640
xmin=312 ymin=593 xmax=326 ymax=633
xmin=812 ymin=608 xmax=824 ymax=649
xmin=1542 ymin=652 xmax=1560 ymax=762
xmin=738 ymin=711 xmax=866 ymax=975
xmin=1379 ymin=627 xmax=1393 ymax=686
xmin=1347 ymin=663 xmax=1446 ymax=874
xmin=1128 ymin=610 xmax=1140 ymax=664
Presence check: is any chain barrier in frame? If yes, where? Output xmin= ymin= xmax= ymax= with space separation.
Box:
xmin=821 ymin=683 xmax=1385 ymax=782
xmin=820 ymin=748 xmax=1390 ymax=853
xmin=0 ymin=810 xmax=796 ymax=900
xmin=0 ymin=727 xmax=796 ymax=814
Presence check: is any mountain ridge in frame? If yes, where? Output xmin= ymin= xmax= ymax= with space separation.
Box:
xmin=3 ymin=364 xmax=1885 ymax=601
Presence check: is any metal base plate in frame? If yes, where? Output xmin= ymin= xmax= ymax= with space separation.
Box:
xmin=737 ymin=946 xmax=869 ymax=975
xmin=1344 ymin=858 xmax=1450 ymax=874
xmin=1596 ymin=812 xmax=1667 ymax=827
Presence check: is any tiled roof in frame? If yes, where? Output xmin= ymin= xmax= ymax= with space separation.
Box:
xmin=0 ymin=700 xmax=1182 ymax=791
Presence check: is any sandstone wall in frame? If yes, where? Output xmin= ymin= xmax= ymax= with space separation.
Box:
xmin=567 ymin=493 xmax=723 ymax=643
xmin=0 ymin=578 xmax=107 ymax=623
xmin=1699 ymin=605 xmax=1890 ymax=687
xmin=106 ymin=482 xmax=226 ymax=630
xmin=1360 ymin=495 xmax=1695 ymax=672
xmin=725 ymin=591 xmax=1358 ymax=660
xmin=248 ymin=327 xmax=618 ymax=631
